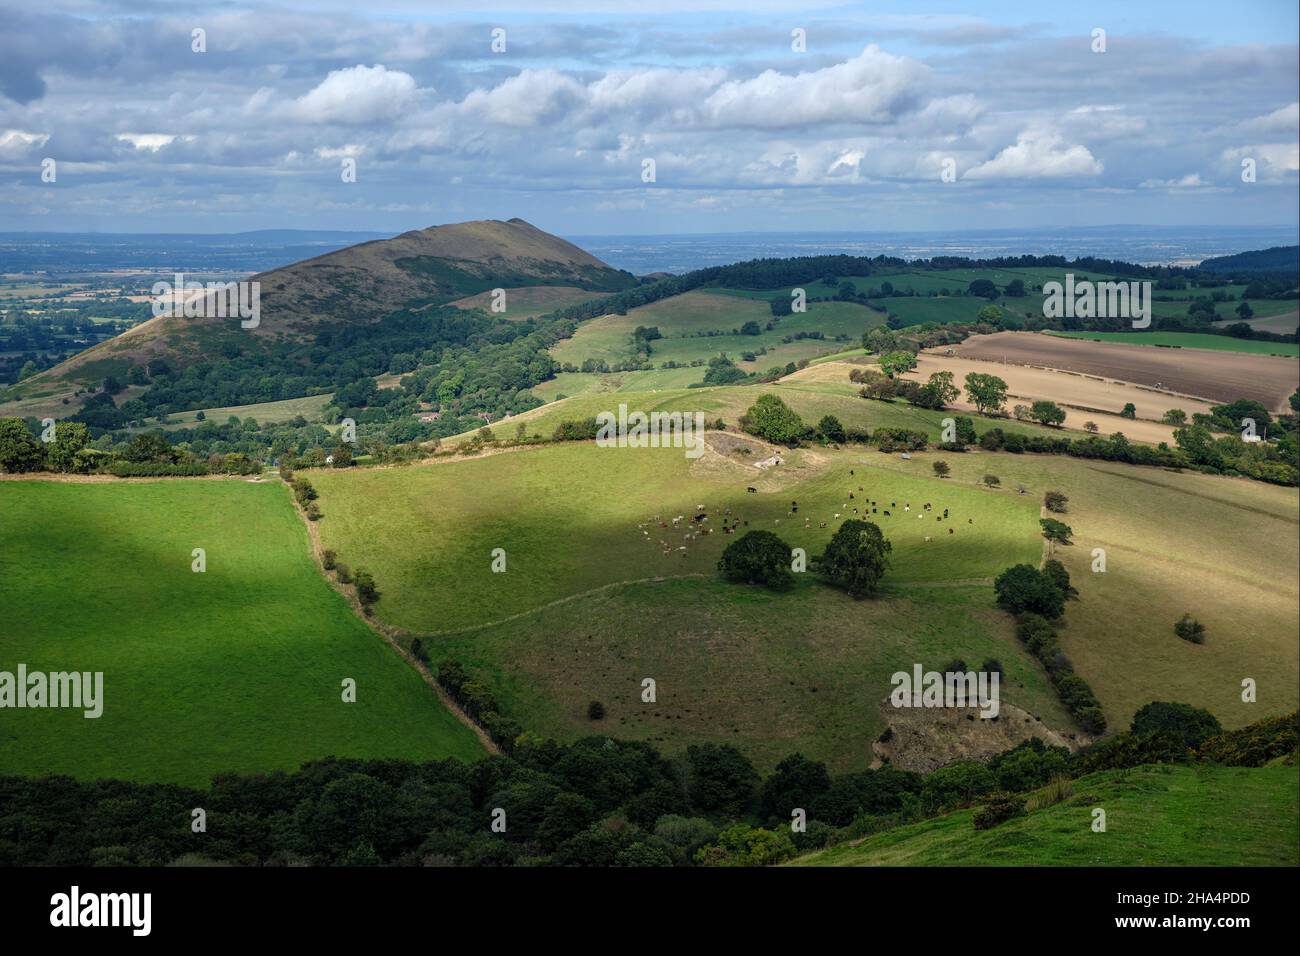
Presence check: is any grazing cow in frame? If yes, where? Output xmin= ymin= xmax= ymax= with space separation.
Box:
xmin=820 ymin=522 xmax=827 ymax=528
xmin=849 ymin=492 xmax=854 ymax=499
xmin=833 ymin=513 xmax=840 ymax=519
xmin=850 ymin=470 xmax=854 ymax=476
xmin=924 ymin=535 xmax=932 ymax=542
xmin=747 ymin=487 xmax=757 ymax=493
xmin=904 ymin=505 xmax=910 ymax=512
xmin=918 ymin=514 xmax=925 ymax=520
xmin=883 ymin=510 xmax=891 ymax=516
xmin=693 ymin=513 xmax=707 ymax=522
xmin=968 ymin=518 xmax=973 ymax=524
xmin=949 ymin=528 xmax=955 ymax=535
xmin=872 ymin=507 xmax=877 ymax=514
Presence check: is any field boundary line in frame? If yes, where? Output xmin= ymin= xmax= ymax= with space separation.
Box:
xmin=282 ymin=479 xmax=502 ymax=756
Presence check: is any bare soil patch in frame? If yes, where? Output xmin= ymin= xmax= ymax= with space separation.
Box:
xmin=950 ymin=331 xmax=1298 ymax=411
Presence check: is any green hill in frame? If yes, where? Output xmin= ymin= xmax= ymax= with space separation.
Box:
xmin=791 ymin=761 xmax=1299 ymax=866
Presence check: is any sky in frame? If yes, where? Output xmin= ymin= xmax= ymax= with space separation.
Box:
xmin=0 ymin=0 xmax=1296 ymax=236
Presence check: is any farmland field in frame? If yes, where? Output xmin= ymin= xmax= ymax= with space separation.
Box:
xmin=903 ymin=352 xmax=1215 ymax=444
xmin=1049 ymin=330 xmax=1299 ymax=357
xmin=450 ymin=284 xmax=604 ymax=320
xmin=0 ymin=478 xmax=485 ymax=786
xmin=953 ymin=331 xmax=1299 ymax=410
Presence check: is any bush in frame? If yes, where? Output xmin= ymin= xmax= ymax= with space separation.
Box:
xmin=718 ymin=530 xmax=795 ymax=590
xmin=817 ymin=415 xmax=846 ymax=443
xmin=587 ymin=701 xmax=606 ymax=721
xmin=932 ymin=460 xmax=950 ymax=477
xmin=1043 ymin=489 xmax=1069 ymax=513
xmin=1042 ymin=559 xmax=1077 ymax=598
xmin=321 ymin=549 xmax=337 ymax=570
xmin=1039 ymin=518 xmax=1072 ymax=544
xmin=1132 ymin=701 xmax=1222 ymax=748
xmin=972 ymin=793 xmax=1026 ymax=830
xmin=1196 ymin=712 xmax=1298 ymax=766
xmin=982 ymin=474 xmax=1000 ymax=488
xmin=1174 ymin=613 xmax=1206 ymax=644
xmin=995 ymin=564 xmax=1065 ymax=619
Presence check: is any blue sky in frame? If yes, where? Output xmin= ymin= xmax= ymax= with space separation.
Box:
xmin=0 ymin=0 xmax=1296 ymax=235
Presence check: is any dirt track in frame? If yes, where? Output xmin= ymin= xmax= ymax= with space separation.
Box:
xmin=950 ymin=331 xmax=1298 ymax=412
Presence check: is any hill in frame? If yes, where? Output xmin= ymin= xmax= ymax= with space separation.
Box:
xmin=790 ymin=762 xmax=1299 ymax=866
xmin=0 ymin=219 xmax=635 ymax=418
xmin=1198 ymin=245 xmax=1299 ymax=274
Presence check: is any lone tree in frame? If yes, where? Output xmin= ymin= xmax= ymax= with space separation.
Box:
xmin=739 ymin=394 xmax=805 ymax=446
xmin=1029 ymin=400 xmax=1067 ymax=427
xmin=994 ymin=564 xmax=1066 ymax=619
xmin=1120 ymin=403 xmax=1137 ymax=419
xmin=1174 ymin=613 xmax=1206 ymax=644
xmin=932 ymin=460 xmax=950 ymax=478
xmin=718 ymin=530 xmax=795 ymax=590
xmin=964 ymin=373 xmax=1008 ymax=415
xmin=982 ymin=474 xmax=1001 ymax=488
xmin=1040 ymin=518 xmax=1073 ymax=544
xmin=1043 ymin=489 xmax=1069 ymax=513
xmin=587 ymin=700 xmax=606 ymax=721
xmin=814 ymin=519 xmax=892 ymax=599
xmin=879 ymin=350 xmax=918 ymax=378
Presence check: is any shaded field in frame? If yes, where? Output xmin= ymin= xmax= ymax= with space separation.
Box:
xmin=1050 ymin=330 xmax=1298 ymax=357
xmin=151 ymin=392 xmax=334 ymax=430
xmin=791 ymin=762 xmax=1299 ymax=866
xmin=953 ymin=331 xmax=1299 ymax=411
xmin=859 ymin=449 xmax=1300 ymax=732
xmin=0 ymin=479 xmax=484 ymax=786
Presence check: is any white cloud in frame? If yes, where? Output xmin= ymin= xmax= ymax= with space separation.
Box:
xmin=115 ymin=133 xmax=185 ymax=151
xmin=0 ymin=129 xmax=50 ymax=158
xmin=964 ymin=129 xmax=1102 ymax=180
xmin=290 ymin=64 xmax=418 ymax=124
xmin=698 ymin=45 xmax=928 ymax=128
xmin=1140 ymin=173 xmax=1207 ymax=189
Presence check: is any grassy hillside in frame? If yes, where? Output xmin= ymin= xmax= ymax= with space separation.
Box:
xmin=308 ymin=440 xmax=1072 ymax=771
xmin=548 ymin=290 xmax=881 ymax=372
xmin=791 ymin=762 xmax=1299 ymax=866
xmin=0 ymin=479 xmax=484 ymax=786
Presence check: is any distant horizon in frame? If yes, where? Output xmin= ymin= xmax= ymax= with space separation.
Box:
xmin=2 ymin=223 xmax=1297 ymax=239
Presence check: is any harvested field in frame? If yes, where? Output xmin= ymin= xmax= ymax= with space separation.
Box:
xmin=951 ymin=331 xmax=1298 ymax=411
xmin=905 ymin=352 xmax=1215 ymax=444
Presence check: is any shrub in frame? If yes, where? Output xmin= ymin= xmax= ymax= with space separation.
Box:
xmin=321 ymin=549 xmax=337 ymax=570
xmin=972 ymin=793 xmax=1026 ymax=830
xmin=932 ymin=460 xmax=950 ymax=477
xmin=587 ymin=701 xmax=606 ymax=721
xmin=1132 ymin=702 xmax=1222 ymax=748
xmin=982 ymin=474 xmax=1000 ymax=488
xmin=1196 ymin=712 xmax=1298 ymax=766
xmin=1039 ymin=518 xmax=1072 ymax=544
xmin=1174 ymin=613 xmax=1206 ymax=644
xmin=1025 ymin=775 xmax=1073 ymax=812
xmin=817 ymin=415 xmax=846 ymax=443
xmin=1043 ymin=490 xmax=1069 ymax=513
xmin=995 ymin=564 xmax=1065 ymax=619
xmin=1042 ymin=559 xmax=1077 ymax=598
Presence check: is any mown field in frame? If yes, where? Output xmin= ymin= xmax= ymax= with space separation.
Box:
xmin=791 ymin=762 xmax=1299 ymax=866
xmin=1050 ymin=330 xmax=1299 ymax=357
xmin=0 ymin=479 xmax=484 ymax=786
